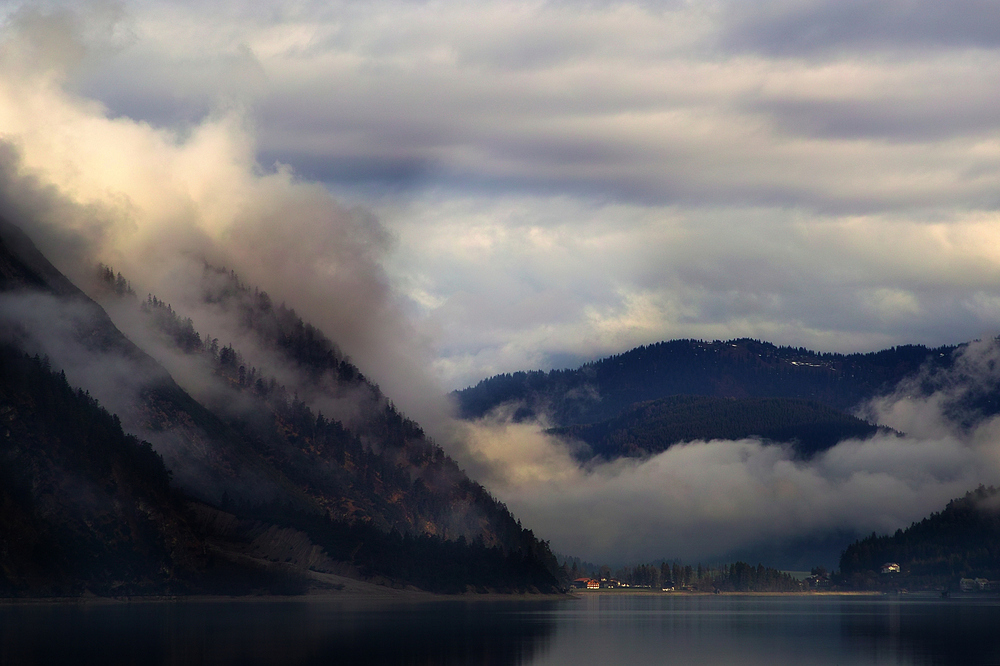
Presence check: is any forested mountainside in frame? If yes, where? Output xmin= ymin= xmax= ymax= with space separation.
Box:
xmin=0 ymin=218 xmax=559 ymax=595
xmin=550 ymin=396 xmax=884 ymax=460
xmin=99 ymin=266 xmax=536 ymax=549
xmin=0 ymin=347 xmax=195 ymax=596
xmin=839 ymin=485 xmax=1000 ymax=590
xmin=456 ymin=339 xmax=953 ymax=426
xmin=0 ymin=221 xmax=286 ymax=509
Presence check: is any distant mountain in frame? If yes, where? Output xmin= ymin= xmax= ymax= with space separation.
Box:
xmin=0 ymin=218 xmax=559 ymax=595
xmin=550 ymin=396 xmax=885 ymax=460
xmin=456 ymin=338 xmax=953 ymax=427
xmin=839 ymin=485 xmax=1000 ymax=590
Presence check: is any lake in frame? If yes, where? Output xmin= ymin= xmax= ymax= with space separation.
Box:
xmin=2 ymin=593 xmax=999 ymax=665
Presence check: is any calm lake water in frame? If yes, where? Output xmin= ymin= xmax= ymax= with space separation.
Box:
xmin=2 ymin=593 xmax=999 ymax=665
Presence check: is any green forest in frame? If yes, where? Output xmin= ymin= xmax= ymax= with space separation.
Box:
xmin=838 ymin=485 xmax=1000 ymax=590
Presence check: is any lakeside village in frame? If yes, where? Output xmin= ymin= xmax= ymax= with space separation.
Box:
xmin=565 ymin=561 xmax=1000 ymax=594
xmin=564 ymin=561 xmax=807 ymax=594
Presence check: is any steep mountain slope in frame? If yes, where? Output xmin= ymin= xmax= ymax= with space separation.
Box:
xmin=0 ymin=218 xmax=559 ymax=594
xmin=98 ymin=266 xmax=542 ymax=550
xmin=550 ymin=396 xmax=884 ymax=460
xmin=456 ymin=339 xmax=952 ymax=426
xmin=0 ymin=347 xmax=198 ymax=596
xmin=0 ymin=218 xmax=303 ymax=509
xmin=0 ymin=346 xmax=344 ymax=597
xmin=839 ymin=485 xmax=1000 ymax=589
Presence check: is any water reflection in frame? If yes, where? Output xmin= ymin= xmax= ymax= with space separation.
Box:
xmin=532 ymin=594 xmax=1000 ymax=666
xmin=841 ymin=596 xmax=1000 ymax=666
xmin=2 ymin=594 xmax=1000 ymax=665
xmin=0 ymin=598 xmax=557 ymax=666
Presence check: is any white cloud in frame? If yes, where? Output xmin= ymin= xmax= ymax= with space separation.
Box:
xmin=387 ymin=194 xmax=1000 ymax=388
xmin=454 ymin=343 xmax=1000 ymax=563
xmin=456 ymin=411 xmax=992 ymax=564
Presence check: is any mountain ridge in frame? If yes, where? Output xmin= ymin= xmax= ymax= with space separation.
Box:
xmin=456 ymin=338 xmax=954 ymax=427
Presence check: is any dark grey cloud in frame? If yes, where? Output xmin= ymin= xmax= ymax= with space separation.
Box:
xmin=256 ymin=150 xmax=439 ymax=190
xmin=49 ymin=0 xmax=1000 ymax=217
xmin=745 ymin=95 xmax=1000 ymax=143
xmin=720 ymin=0 xmax=1000 ymax=56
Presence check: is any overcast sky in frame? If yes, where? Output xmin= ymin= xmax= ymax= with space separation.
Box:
xmin=7 ymin=1 xmax=1000 ymax=564
xmin=4 ymin=0 xmax=996 ymax=391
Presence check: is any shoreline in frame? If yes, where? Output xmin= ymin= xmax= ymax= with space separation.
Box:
xmin=0 ymin=592 xmax=572 ymax=607
xmin=1 ymin=587 xmax=922 ymax=606
xmin=0 ymin=574 xmax=571 ymax=607
xmin=0 ymin=565 xmax=574 ymax=607
xmin=569 ymin=589 xmax=882 ymax=596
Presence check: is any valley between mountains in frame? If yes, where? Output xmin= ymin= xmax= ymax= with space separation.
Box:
xmin=3 ymin=216 xmax=1000 ymax=597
